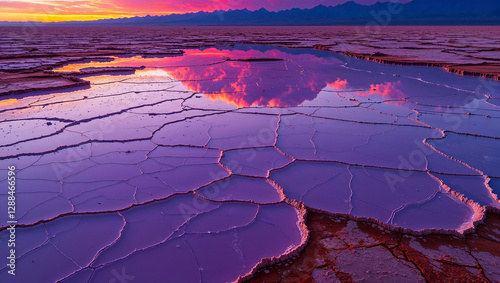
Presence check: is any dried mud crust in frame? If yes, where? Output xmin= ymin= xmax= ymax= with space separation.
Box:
xmin=250 ymin=212 xmax=500 ymax=283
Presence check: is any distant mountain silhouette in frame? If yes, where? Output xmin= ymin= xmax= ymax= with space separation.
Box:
xmin=1 ymin=0 xmax=499 ymax=26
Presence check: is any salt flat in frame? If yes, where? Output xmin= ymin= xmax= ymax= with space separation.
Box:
xmin=0 ymin=27 xmax=499 ymax=282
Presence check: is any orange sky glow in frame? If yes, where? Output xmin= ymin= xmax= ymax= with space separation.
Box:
xmin=0 ymin=0 xmax=204 ymax=22
xmin=0 ymin=0 xmax=397 ymax=22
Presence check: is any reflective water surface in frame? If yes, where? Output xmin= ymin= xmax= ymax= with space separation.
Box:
xmin=53 ymin=46 xmax=411 ymax=107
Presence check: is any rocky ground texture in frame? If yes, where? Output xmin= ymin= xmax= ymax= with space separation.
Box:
xmin=251 ymin=212 xmax=500 ymax=282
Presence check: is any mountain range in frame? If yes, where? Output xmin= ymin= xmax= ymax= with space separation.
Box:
xmin=1 ymin=0 xmax=500 ymax=26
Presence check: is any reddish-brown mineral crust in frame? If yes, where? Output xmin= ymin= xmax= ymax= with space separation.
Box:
xmin=337 ymin=51 xmax=500 ymax=81
xmin=313 ymin=44 xmax=333 ymax=51
xmin=249 ymin=212 xmax=500 ymax=282
xmin=445 ymin=64 xmax=500 ymax=81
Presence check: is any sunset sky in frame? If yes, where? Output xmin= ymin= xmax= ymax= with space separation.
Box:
xmin=0 ymin=0 xmax=411 ymax=22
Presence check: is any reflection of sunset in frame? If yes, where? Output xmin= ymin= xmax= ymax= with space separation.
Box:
xmin=135 ymin=69 xmax=172 ymax=77
xmin=327 ymin=78 xmax=348 ymax=90
xmin=54 ymin=48 xmax=407 ymax=107
xmin=54 ymin=55 xmax=189 ymax=72
xmin=0 ymin=99 xmax=18 ymax=108
xmin=164 ymin=48 xmax=332 ymax=107
xmin=356 ymin=81 xmax=404 ymax=99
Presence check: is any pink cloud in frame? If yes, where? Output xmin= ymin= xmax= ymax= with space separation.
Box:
xmin=327 ymin=78 xmax=348 ymax=90
xmin=356 ymin=81 xmax=405 ymax=99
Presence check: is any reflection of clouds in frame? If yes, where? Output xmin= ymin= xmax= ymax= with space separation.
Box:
xmin=327 ymin=79 xmax=405 ymax=100
xmin=168 ymin=59 xmax=253 ymax=106
xmin=327 ymin=78 xmax=348 ymax=90
xmin=166 ymin=48 xmax=328 ymax=107
xmin=357 ymin=81 xmax=404 ymax=99
xmin=54 ymin=47 xmax=334 ymax=107
xmin=54 ymin=47 xmax=407 ymax=107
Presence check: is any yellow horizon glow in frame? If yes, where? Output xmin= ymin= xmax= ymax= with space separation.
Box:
xmin=0 ymin=12 xmax=192 ymax=22
xmin=0 ymin=0 xmax=222 ymax=22
xmin=0 ymin=0 xmax=223 ymax=22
